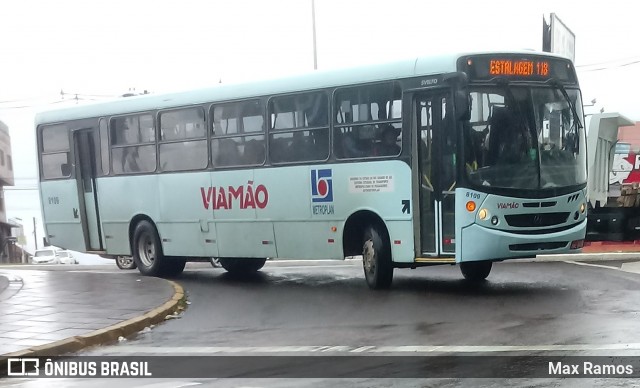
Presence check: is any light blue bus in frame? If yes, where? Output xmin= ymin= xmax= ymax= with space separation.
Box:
xmin=36 ymin=50 xmax=587 ymax=289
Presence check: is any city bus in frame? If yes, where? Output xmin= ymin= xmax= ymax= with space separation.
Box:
xmin=35 ymin=50 xmax=587 ymax=289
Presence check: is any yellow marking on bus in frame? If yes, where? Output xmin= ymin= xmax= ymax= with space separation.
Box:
xmin=415 ymin=257 xmax=456 ymax=263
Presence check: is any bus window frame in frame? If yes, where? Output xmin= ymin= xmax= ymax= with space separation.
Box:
xmin=109 ymin=112 xmax=158 ymax=175
xmin=331 ymin=81 xmax=403 ymax=161
xmin=99 ymin=118 xmax=110 ymax=175
xmin=267 ymin=90 xmax=331 ymax=165
xmin=38 ymin=124 xmax=72 ymax=180
xmin=209 ymin=99 xmax=267 ymax=169
xmin=157 ymin=106 xmax=209 ymax=173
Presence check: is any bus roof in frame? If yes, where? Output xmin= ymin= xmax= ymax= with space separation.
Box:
xmin=35 ymin=50 xmax=565 ymax=125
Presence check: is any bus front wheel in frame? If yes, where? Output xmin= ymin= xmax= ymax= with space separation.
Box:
xmin=460 ymin=261 xmax=492 ymax=282
xmin=219 ymin=258 xmax=266 ymax=274
xmin=132 ymin=220 xmax=185 ymax=277
xmin=362 ymin=225 xmax=393 ymax=289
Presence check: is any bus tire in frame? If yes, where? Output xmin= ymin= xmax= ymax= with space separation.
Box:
xmin=219 ymin=258 xmax=266 ymax=274
xmin=362 ymin=225 xmax=393 ymax=289
xmin=163 ymin=258 xmax=186 ymax=277
xmin=460 ymin=261 xmax=492 ymax=282
xmin=132 ymin=220 xmax=179 ymax=277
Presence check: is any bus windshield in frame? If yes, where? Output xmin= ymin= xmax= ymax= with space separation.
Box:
xmin=463 ymin=85 xmax=586 ymax=191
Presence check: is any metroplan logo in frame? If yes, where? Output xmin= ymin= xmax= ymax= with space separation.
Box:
xmin=311 ymin=169 xmax=333 ymax=203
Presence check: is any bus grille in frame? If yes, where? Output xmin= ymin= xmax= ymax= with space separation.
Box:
xmin=504 ymin=212 xmax=570 ymax=227
xmin=509 ymin=242 xmax=568 ymax=251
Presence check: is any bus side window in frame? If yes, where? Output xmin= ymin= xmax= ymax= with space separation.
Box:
xmin=243 ymin=138 xmax=265 ymax=165
xmin=342 ymin=128 xmax=372 ymax=158
xmin=268 ymin=91 xmax=329 ymax=163
xmin=123 ymin=147 xmax=140 ymax=172
xmin=334 ymin=82 xmax=402 ymax=160
xmin=214 ymin=138 xmax=241 ymax=167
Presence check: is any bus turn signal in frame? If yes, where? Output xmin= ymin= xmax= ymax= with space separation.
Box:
xmin=466 ymin=201 xmax=476 ymax=212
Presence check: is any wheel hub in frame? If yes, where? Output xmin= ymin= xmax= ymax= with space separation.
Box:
xmin=363 ymin=239 xmax=375 ymax=273
xmin=138 ymin=233 xmax=155 ymax=267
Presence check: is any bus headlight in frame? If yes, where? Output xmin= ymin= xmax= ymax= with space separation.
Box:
xmin=466 ymin=201 xmax=476 ymax=212
xmin=478 ymin=208 xmax=488 ymax=220
xmin=491 ymin=216 xmax=499 ymax=225
xmin=580 ymin=203 xmax=586 ymax=213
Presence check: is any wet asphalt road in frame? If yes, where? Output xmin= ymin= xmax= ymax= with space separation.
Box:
xmin=102 ymin=259 xmax=640 ymax=349
xmin=3 ymin=259 xmax=640 ymax=387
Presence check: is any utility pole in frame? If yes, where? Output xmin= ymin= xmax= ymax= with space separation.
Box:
xmin=33 ymin=217 xmax=37 ymax=250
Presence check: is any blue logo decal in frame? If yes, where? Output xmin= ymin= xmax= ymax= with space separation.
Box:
xmin=311 ymin=169 xmax=333 ymax=203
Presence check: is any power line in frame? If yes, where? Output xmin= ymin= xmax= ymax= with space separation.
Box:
xmin=60 ymin=91 xmax=119 ymax=99
xmin=577 ymin=59 xmax=640 ymax=72
xmin=576 ymin=56 xmax=640 ymax=68
xmin=0 ymin=89 xmax=121 ymax=110
xmin=0 ymin=97 xmax=104 ymax=110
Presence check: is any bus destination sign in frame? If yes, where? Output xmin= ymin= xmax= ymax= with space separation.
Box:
xmin=460 ymin=55 xmax=576 ymax=83
xmin=489 ymin=59 xmax=549 ymax=77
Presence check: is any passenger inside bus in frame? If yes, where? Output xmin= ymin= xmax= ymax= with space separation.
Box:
xmin=289 ymin=131 xmax=310 ymax=162
xmin=310 ymin=129 xmax=329 ymax=160
xmin=484 ymin=105 xmax=537 ymax=189
xmin=487 ymin=107 xmax=519 ymax=165
xmin=341 ymin=128 xmax=371 ymax=158
xmin=374 ymin=124 xmax=400 ymax=156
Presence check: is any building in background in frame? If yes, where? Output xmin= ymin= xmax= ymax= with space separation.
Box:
xmin=8 ymin=217 xmax=24 ymax=262
xmin=0 ymin=120 xmax=16 ymax=262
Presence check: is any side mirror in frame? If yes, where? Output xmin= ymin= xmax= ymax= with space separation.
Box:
xmin=455 ymin=91 xmax=471 ymax=121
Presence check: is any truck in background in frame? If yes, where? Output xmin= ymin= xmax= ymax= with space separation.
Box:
xmin=586 ymin=114 xmax=639 ymax=241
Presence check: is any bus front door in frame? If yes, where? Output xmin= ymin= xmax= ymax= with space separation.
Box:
xmin=415 ymin=93 xmax=456 ymax=257
xmin=73 ymin=129 xmax=103 ymax=251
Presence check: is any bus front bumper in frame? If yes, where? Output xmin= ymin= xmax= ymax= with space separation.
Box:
xmin=458 ymin=219 xmax=587 ymax=263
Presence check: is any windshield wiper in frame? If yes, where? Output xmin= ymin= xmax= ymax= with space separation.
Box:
xmin=547 ymin=78 xmax=584 ymax=130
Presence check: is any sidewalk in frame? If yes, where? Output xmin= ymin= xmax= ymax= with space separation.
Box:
xmin=0 ymin=268 xmax=183 ymax=359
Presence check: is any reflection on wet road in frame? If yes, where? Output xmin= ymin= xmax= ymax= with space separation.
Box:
xmin=4 ymin=259 xmax=640 ymax=387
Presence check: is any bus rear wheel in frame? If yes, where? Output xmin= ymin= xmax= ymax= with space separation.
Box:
xmin=132 ymin=220 xmax=185 ymax=278
xmin=460 ymin=261 xmax=492 ymax=282
xmin=362 ymin=225 xmax=393 ymax=289
xmin=219 ymin=258 xmax=266 ymax=274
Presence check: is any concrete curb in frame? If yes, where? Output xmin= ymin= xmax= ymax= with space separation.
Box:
xmin=0 ymin=279 xmax=185 ymax=367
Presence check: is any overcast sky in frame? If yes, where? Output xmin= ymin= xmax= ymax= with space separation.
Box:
xmin=1 ymin=0 xmax=638 ymax=251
